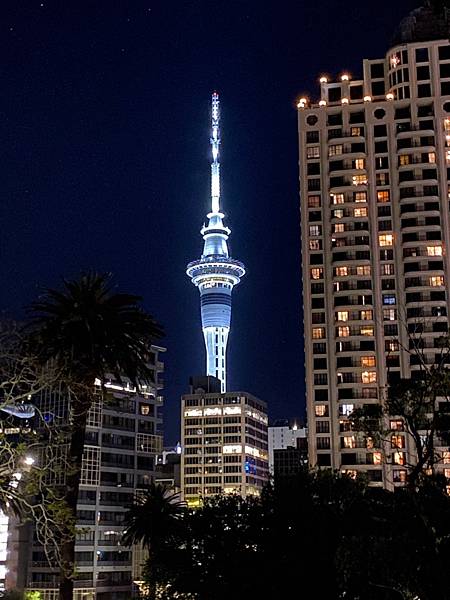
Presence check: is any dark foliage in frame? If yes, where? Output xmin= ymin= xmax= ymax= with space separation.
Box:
xmin=127 ymin=471 xmax=450 ymax=600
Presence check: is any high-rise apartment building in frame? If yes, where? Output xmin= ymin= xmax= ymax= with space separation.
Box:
xmin=298 ymin=3 xmax=450 ymax=486
xmin=181 ymin=376 xmax=268 ymax=506
xmin=13 ymin=346 xmax=165 ymax=600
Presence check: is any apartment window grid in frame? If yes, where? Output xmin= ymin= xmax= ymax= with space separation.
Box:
xmin=86 ymin=395 xmax=102 ymax=428
xmin=81 ymin=446 xmax=100 ymax=486
xmin=136 ymin=433 xmax=163 ymax=454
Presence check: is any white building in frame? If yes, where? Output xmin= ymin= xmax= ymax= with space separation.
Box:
xmin=268 ymin=420 xmax=307 ymax=474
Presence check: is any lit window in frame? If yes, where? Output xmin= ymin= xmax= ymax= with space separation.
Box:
xmin=310 ymin=268 xmax=323 ymax=280
xmin=340 ymin=404 xmax=354 ymax=416
xmin=427 ymin=245 xmax=443 ymax=256
xmin=399 ymin=154 xmax=410 ymax=166
xmin=312 ymin=327 xmax=325 ymax=339
xmin=381 ymin=264 xmax=394 ymax=275
xmin=428 ymin=152 xmax=436 ymax=163
xmin=393 ymin=470 xmax=407 ymax=483
xmin=333 ymin=209 xmax=344 ymax=219
xmin=379 ymin=233 xmax=393 ymax=246
xmin=362 ymin=371 xmax=377 ymax=383
xmin=338 ymin=326 xmax=350 ymax=337
xmin=391 ymin=435 xmax=405 ymax=449
xmin=329 ymin=144 xmax=343 ymax=156
xmin=446 ymin=150 xmax=450 ymax=164
xmin=373 ymin=452 xmax=383 ymax=465
xmin=337 ymin=311 xmax=349 ymax=322
xmin=356 ymin=265 xmax=371 ymax=275
xmin=377 ymin=190 xmax=390 ymax=203
xmin=140 ymin=404 xmax=151 ymax=415
xmin=444 ymin=451 xmax=450 ymax=464
xmin=343 ymin=436 xmax=356 ymax=449
xmin=383 ymin=308 xmax=396 ymax=321
xmin=360 ymin=310 xmax=373 ymax=320
xmin=307 ymin=146 xmax=320 ymax=158
xmin=352 ymin=174 xmax=368 ymax=185
xmin=386 ymin=340 xmax=399 ymax=352
xmin=366 ymin=437 xmax=374 ymax=449
xmin=393 ymin=452 xmax=406 ymax=465
xmin=360 ymin=326 xmax=374 ymax=336
xmin=390 ymin=420 xmax=403 ymax=431
xmin=354 ymin=207 xmax=367 ymax=217
xmin=445 ymin=468 xmax=450 ymax=479
xmin=310 ymin=240 xmax=321 ymax=250
xmin=332 ymin=193 xmax=345 ymax=204
xmin=355 ymin=158 xmax=365 ymax=169
xmin=351 ymin=127 xmax=361 ymax=136
xmin=309 ymin=225 xmax=321 ymax=236
xmin=308 ymin=195 xmax=321 ymax=208
xmin=383 ymin=295 xmax=396 ymax=305
xmin=315 ymin=405 xmax=328 ymax=417
xmin=361 ymin=356 xmax=376 ymax=367
xmin=333 ymin=223 xmax=345 ymax=233
xmin=335 ymin=266 xmax=348 ymax=276
xmin=430 ymin=275 xmax=444 ymax=287
xmin=354 ymin=191 xmax=367 ymax=203
xmin=444 ymin=118 xmax=450 ymax=133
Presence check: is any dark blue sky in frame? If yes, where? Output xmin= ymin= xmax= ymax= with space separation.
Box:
xmin=0 ymin=0 xmax=415 ymax=444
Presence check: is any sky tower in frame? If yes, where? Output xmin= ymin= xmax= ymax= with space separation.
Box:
xmin=186 ymin=92 xmax=245 ymax=392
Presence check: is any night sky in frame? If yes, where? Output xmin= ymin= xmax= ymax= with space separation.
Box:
xmin=0 ymin=0 xmax=416 ymax=444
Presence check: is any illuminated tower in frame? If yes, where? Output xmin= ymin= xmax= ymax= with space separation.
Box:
xmin=186 ymin=92 xmax=245 ymax=392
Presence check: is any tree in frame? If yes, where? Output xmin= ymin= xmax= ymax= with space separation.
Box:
xmin=28 ymin=272 xmax=163 ymax=600
xmin=351 ymin=333 xmax=450 ymax=489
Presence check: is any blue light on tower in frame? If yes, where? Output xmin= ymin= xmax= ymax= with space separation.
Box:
xmin=186 ymin=92 xmax=245 ymax=392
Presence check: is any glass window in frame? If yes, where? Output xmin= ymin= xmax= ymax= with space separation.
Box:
xmin=361 ymin=356 xmax=376 ymax=367
xmin=312 ymin=327 xmax=325 ymax=339
xmin=354 ymin=158 xmax=365 ymax=169
xmin=333 ymin=223 xmax=345 ymax=233
xmin=307 ymin=146 xmax=320 ymax=158
xmin=309 ymin=225 xmax=321 ymax=236
xmin=338 ymin=326 xmax=350 ymax=337
xmin=360 ymin=310 xmax=373 ymax=320
xmin=377 ymin=190 xmax=390 ymax=203
xmin=383 ymin=295 xmax=396 ymax=305
xmin=354 ymin=207 xmax=367 ymax=217
xmin=310 ymin=268 xmax=323 ymax=280
xmin=308 ymin=195 xmax=321 ymax=208
xmin=332 ymin=193 xmax=345 ymax=204
xmin=337 ymin=311 xmax=349 ymax=322
xmin=335 ymin=266 xmax=348 ymax=276
xmin=379 ymin=234 xmax=393 ymax=246
xmin=356 ymin=265 xmax=371 ymax=275
xmin=430 ymin=276 xmax=444 ymax=286
xmin=427 ymin=245 xmax=442 ymax=256
xmin=329 ymin=144 xmax=343 ymax=156
xmin=315 ymin=405 xmax=328 ymax=417
xmin=360 ymin=326 xmax=373 ymax=336
xmin=309 ymin=240 xmax=321 ymax=250
xmin=354 ymin=191 xmax=367 ymax=202
xmin=362 ymin=371 xmax=377 ymax=383
xmin=352 ymin=174 xmax=368 ymax=185
xmin=381 ymin=264 xmax=394 ymax=275
xmin=383 ymin=308 xmax=397 ymax=321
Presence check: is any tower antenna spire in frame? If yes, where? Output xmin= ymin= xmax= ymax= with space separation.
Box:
xmin=211 ymin=91 xmax=221 ymax=214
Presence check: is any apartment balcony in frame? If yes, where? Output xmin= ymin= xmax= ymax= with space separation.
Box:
xmin=327 ymin=129 xmax=365 ymax=143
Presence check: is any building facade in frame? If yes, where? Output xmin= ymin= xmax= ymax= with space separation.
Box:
xmin=268 ymin=419 xmax=307 ymax=474
xmin=298 ymin=3 xmax=450 ymax=487
xmin=181 ymin=376 xmax=268 ymax=506
xmin=18 ymin=346 xmax=165 ymax=600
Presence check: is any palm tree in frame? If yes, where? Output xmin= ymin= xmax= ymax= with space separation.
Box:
xmin=123 ymin=482 xmax=186 ymax=551
xmin=123 ymin=482 xmax=186 ymax=600
xmin=28 ymin=272 xmax=163 ymax=600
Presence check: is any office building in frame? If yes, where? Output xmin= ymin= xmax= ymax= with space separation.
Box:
xmin=268 ymin=419 xmax=307 ymax=473
xmin=181 ymin=376 xmax=268 ymax=506
xmin=186 ymin=92 xmax=245 ymax=392
xmin=14 ymin=346 xmax=165 ymax=599
xmin=298 ymin=2 xmax=450 ymax=486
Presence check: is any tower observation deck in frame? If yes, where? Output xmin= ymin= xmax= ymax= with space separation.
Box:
xmin=186 ymin=92 xmax=245 ymax=392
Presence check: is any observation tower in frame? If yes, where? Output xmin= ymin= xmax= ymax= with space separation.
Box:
xmin=186 ymin=92 xmax=245 ymax=392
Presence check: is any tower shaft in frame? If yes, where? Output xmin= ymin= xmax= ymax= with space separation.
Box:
xmin=187 ymin=93 xmax=245 ymax=392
